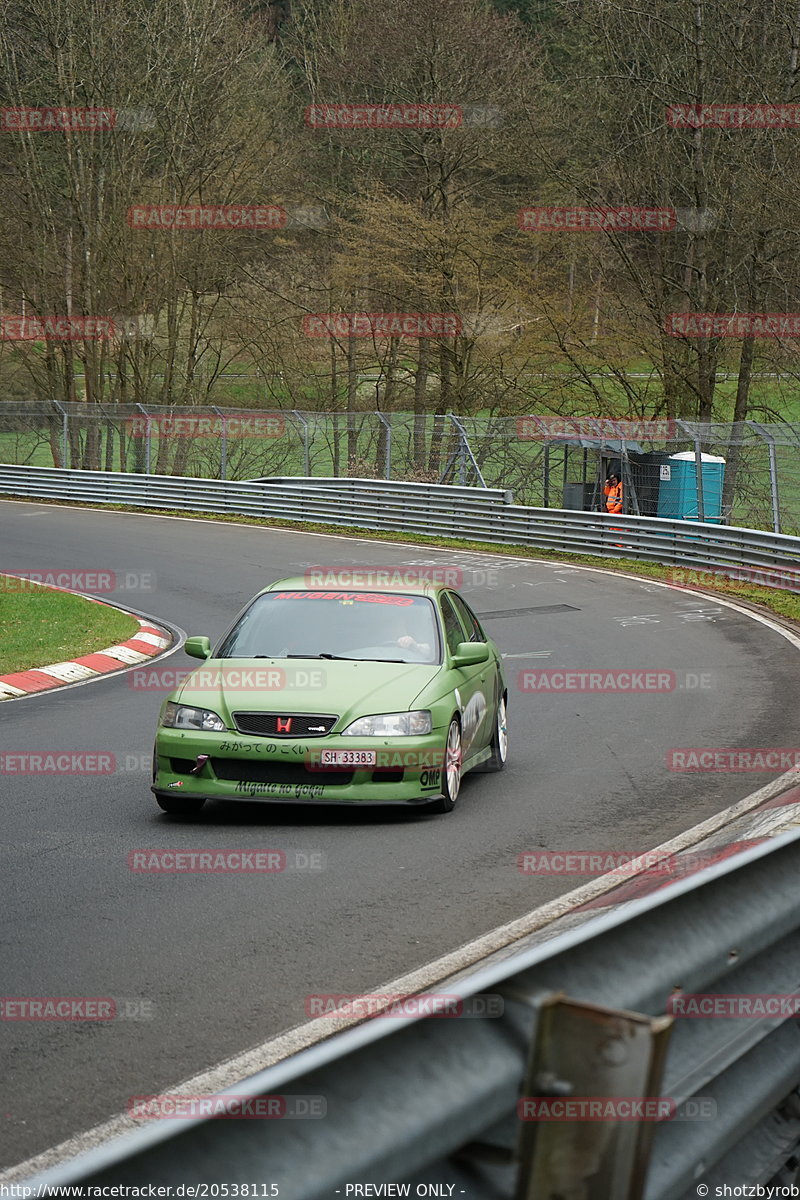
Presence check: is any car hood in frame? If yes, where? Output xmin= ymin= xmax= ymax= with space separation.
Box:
xmin=176 ymin=658 xmax=442 ymax=728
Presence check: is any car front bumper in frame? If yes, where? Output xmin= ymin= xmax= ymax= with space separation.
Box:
xmin=153 ymin=727 xmax=448 ymax=805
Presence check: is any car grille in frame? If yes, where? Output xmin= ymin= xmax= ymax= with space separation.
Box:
xmin=232 ymin=712 xmax=338 ymax=738
xmin=210 ymin=759 xmax=352 ymax=786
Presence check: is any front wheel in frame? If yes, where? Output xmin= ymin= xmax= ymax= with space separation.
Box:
xmin=427 ymin=718 xmax=462 ymax=814
xmin=155 ymin=792 xmax=206 ymax=816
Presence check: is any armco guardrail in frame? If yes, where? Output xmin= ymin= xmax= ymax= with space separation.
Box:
xmin=18 ymin=814 xmax=800 ymax=1197
xmin=1 ymin=464 xmax=799 ymax=589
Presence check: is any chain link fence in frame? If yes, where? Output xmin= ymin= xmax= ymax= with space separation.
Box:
xmin=1 ymin=402 xmax=798 ymax=534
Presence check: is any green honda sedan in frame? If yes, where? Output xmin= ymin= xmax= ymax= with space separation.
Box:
xmin=151 ymin=577 xmax=507 ymax=816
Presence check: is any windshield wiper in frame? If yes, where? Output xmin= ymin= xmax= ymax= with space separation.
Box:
xmin=353 ymin=657 xmax=407 ymax=663
xmin=288 ymin=653 xmax=411 ymax=663
xmin=284 ymin=652 xmax=357 ymax=661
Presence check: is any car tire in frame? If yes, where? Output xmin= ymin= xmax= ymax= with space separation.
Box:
xmin=155 ymin=793 xmax=207 ymax=816
xmin=484 ymin=693 xmax=508 ymax=772
xmin=427 ymin=717 xmax=462 ymax=814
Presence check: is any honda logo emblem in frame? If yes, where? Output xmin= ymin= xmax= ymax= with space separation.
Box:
xmin=276 ymin=716 xmax=293 ymax=733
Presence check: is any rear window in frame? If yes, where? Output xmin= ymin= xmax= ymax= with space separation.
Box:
xmin=217 ymin=591 xmax=441 ymax=664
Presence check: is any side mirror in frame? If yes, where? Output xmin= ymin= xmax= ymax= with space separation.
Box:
xmin=452 ymin=641 xmax=490 ymax=668
xmin=184 ymin=636 xmax=212 ymax=660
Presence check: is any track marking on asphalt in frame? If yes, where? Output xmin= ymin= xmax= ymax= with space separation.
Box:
xmin=501 ymin=651 xmax=551 ymax=659
xmin=613 ymin=613 xmax=661 ymax=626
xmin=480 ymin=603 xmax=579 ymax=618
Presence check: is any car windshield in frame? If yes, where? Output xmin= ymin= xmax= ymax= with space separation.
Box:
xmin=217 ymin=590 xmax=441 ymax=664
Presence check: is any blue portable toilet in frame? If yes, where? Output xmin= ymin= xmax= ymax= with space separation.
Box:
xmin=657 ymin=451 xmax=726 ymax=523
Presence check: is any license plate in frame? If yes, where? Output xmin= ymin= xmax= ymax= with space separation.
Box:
xmin=319 ymin=749 xmax=376 ymax=766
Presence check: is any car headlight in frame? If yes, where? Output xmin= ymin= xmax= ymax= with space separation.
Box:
xmin=161 ymin=702 xmax=226 ymax=732
xmin=341 ymin=711 xmax=432 ymax=737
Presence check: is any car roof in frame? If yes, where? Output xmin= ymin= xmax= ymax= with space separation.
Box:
xmin=260 ymin=575 xmax=450 ymax=598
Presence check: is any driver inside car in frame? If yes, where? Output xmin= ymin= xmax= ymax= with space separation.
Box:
xmin=381 ymin=606 xmax=433 ymax=661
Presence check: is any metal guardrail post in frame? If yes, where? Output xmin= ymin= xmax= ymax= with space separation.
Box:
xmin=135 ymin=403 xmax=151 ymax=475
xmin=51 ymin=399 xmax=68 ymax=469
xmin=766 ymin=435 xmax=781 ymax=536
xmin=449 ymin=413 xmax=488 ymax=488
xmin=693 ymin=436 xmax=706 ymax=522
xmin=514 ymin=996 xmax=673 ymax=1200
xmin=748 ymin=422 xmax=781 ymax=535
xmin=211 ymin=405 xmax=227 ymax=481
xmin=291 ymin=410 xmax=310 ymax=476
xmin=619 ymin=435 xmax=641 ymax=516
xmin=375 ymin=411 xmax=392 ymax=479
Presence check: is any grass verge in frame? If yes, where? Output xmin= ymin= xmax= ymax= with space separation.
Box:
xmin=0 ymin=575 xmax=140 ymax=675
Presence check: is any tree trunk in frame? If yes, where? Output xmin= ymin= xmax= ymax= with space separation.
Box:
xmin=413 ymin=338 xmax=429 ymax=469
xmin=346 ymin=335 xmax=358 ymax=469
xmin=720 ymin=334 xmax=755 ymax=521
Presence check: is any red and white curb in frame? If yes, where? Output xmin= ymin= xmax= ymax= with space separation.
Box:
xmin=0 ymin=617 xmax=171 ymax=701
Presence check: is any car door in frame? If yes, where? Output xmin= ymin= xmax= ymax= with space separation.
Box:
xmin=440 ymin=591 xmax=489 ymax=765
xmin=448 ymin=591 xmax=502 ymax=756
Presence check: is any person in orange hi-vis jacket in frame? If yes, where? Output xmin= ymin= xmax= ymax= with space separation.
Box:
xmin=604 ymin=474 xmax=623 ymax=514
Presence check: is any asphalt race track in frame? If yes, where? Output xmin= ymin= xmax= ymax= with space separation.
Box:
xmin=2 ymin=499 xmax=799 ymax=1170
